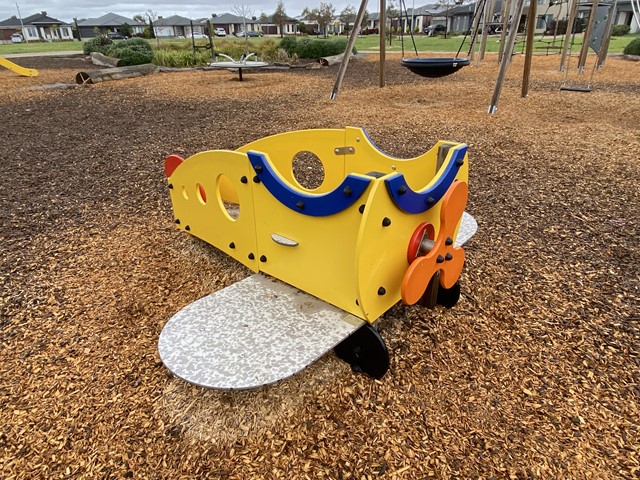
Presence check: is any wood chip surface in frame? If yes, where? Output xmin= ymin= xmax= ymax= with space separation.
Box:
xmin=1 ymin=53 xmax=638 ymax=479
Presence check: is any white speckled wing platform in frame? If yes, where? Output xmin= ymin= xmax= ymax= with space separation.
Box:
xmin=158 ymin=274 xmax=365 ymax=390
xmin=158 ymin=213 xmax=477 ymax=390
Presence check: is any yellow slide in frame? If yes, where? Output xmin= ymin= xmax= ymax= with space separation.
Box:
xmin=0 ymin=57 xmax=38 ymax=77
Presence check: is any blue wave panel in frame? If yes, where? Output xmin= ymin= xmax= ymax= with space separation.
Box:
xmin=384 ymin=145 xmax=467 ymax=214
xmin=247 ymin=152 xmax=372 ymax=217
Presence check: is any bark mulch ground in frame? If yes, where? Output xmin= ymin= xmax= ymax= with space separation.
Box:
xmin=1 ymin=52 xmax=638 ymax=479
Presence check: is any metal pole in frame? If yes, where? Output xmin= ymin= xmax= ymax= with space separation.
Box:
xmin=330 ymin=0 xmax=370 ymax=99
xmin=380 ymin=0 xmax=387 ymax=87
xmin=16 ymin=3 xmax=28 ymax=43
xmin=488 ymin=0 xmax=526 ymax=113
xmin=521 ymin=0 xmax=538 ymax=97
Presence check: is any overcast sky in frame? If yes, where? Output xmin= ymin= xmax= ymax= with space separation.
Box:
xmin=2 ymin=0 xmax=380 ymax=24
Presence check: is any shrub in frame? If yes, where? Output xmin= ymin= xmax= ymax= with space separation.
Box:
xmin=623 ymin=38 xmax=640 ymax=55
xmin=83 ymin=36 xmax=113 ymax=55
xmin=278 ymin=37 xmax=356 ymax=59
xmin=611 ymin=24 xmax=631 ymax=36
xmin=279 ymin=36 xmax=298 ymax=55
xmin=110 ymin=38 xmax=154 ymax=65
xmin=152 ymin=48 xmax=211 ymax=67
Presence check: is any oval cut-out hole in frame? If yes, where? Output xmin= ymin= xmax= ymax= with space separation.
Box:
xmin=217 ymin=174 xmax=240 ymax=221
xmin=196 ymin=183 xmax=207 ymax=205
xmin=292 ymin=151 xmax=324 ymax=190
xmin=182 ymin=186 xmax=189 ymax=200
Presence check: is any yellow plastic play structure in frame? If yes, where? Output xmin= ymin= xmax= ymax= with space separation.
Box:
xmin=0 ymin=57 xmax=38 ymax=77
xmin=164 ymin=126 xmax=469 ymax=323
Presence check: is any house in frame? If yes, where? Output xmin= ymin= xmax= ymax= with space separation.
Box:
xmin=256 ymin=15 xmax=299 ymax=36
xmin=614 ymin=0 xmax=639 ymax=33
xmin=206 ymin=13 xmax=259 ymax=36
xmin=154 ymin=15 xmax=197 ymax=38
xmin=0 ymin=12 xmax=74 ymax=43
xmin=76 ymin=13 xmax=144 ymax=39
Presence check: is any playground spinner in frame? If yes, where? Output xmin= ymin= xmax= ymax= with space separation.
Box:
xmin=159 ymin=127 xmax=476 ymax=389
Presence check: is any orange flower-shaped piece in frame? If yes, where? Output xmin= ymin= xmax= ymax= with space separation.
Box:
xmin=401 ymin=180 xmax=468 ymax=305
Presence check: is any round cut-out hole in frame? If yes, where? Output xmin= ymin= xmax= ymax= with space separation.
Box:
xmin=217 ymin=174 xmax=240 ymax=221
xmin=196 ymin=183 xmax=207 ymax=204
xmin=292 ymin=151 xmax=324 ymax=190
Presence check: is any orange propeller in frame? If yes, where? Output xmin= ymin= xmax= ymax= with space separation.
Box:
xmin=401 ymin=180 xmax=468 ymax=305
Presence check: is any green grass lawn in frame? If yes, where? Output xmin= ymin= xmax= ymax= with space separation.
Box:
xmin=1 ymin=32 xmax=636 ymax=56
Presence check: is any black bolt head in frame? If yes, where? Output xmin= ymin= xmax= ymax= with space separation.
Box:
xmin=436 ymin=255 xmax=444 ymax=263
xmin=168 ymin=183 xmax=174 ymax=189
xmin=260 ymin=255 xmax=267 ymax=262
xmin=377 ymin=287 xmax=386 ymax=296
xmin=240 ymin=176 xmax=248 ymax=184
xmin=175 ymin=219 xmax=180 ymax=224
xmin=445 ymin=237 xmax=453 ymax=246
xmin=185 ymin=225 xmax=191 ymax=231
xmin=382 ymin=217 xmax=391 ymax=227
xmin=359 ymin=204 xmax=365 ymax=214
xmin=343 ymin=185 xmax=353 ymax=196
xmin=455 ymin=158 xmax=465 ymax=167
xmin=255 ymin=165 xmax=263 ymax=173
xmin=229 ymin=242 xmax=235 ymax=249
xmin=296 ymin=201 xmax=305 ymax=210
xmin=398 ymin=185 xmax=407 ymax=195
xmin=445 ymin=253 xmax=453 ymax=261
xmin=253 ymin=176 xmax=260 ymax=183
xmin=248 ymin=253 xmax=255 ymax=260
xmin=426 ymin=197 xmax=435 ymax=206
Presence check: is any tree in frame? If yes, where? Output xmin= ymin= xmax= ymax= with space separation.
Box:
xmin=272 ymin=1 xmax=287 ymax=38
xmin=120 ymin=23 xmax=133 ymax=37
xmin=302 ymin=2 xmax=335 ymax=38
xmin=232 ymin=4 xmax=255 ymax=36
xmin=339 ymin=5 xmax=357 ymax=33
xmin=386 ymin=0 xmax=400 ymax=44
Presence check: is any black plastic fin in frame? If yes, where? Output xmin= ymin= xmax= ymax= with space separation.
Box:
xmin=334 ymin=323 xmax=389 ymax=379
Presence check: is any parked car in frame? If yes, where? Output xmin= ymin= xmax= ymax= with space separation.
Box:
xmin=235 ymin=31 xmax=262 ymax=37
xmin=11 ymin=33 xmax=23 ymax=43
xmin=424 ymin=24 xmax=446 ymax=36
xmin=191 ymin=32 xmax=208 ymax=39
xmin=107 ymin=32 xmax=128 ymax=40
xmin=213 ymin=28 xmax=226 ymax=37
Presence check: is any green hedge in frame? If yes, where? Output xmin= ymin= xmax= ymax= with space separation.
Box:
xmin=623 ymin=38 xmax=640 ymax=55
xmin=611 ymin=24 xmax=631 ymax=36
xmin=277 ymin=36 xmax=356 ymax=59
xmin=110 ymin=38 xmax=154 ymax=66
xmin=83 ymin=36 xmax=113 ymax=55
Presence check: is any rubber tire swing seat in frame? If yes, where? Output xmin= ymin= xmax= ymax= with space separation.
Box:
xmin=401 ymin=57 xmax=471 ymax=78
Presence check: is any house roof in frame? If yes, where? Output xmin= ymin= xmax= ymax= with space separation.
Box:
xmin=76 ymin=13 xmax=143 ymax=27
xmin=0 ymin=12 xmax=70 ymax=27
xmin=155 ymin=15 xmax=192 ymax=27
xmin=206 ymin=13 xmax=254 ymax=25
xmin=22 ymin=12 xmax=69 ymax=25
